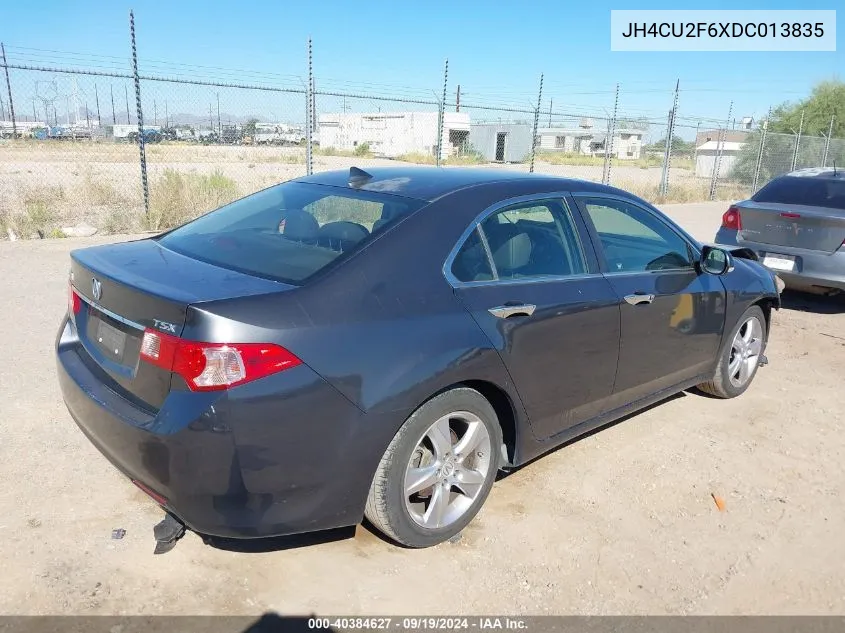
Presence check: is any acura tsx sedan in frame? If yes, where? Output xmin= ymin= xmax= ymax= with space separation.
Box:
xmin=56 ymin=167 xmax=780 ymax=550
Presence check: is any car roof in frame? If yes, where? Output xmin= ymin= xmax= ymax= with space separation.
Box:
xmin=293 ymin=166 xmax=616 ymax=202
xmin=782 ymin=167 xmax=845 ymax=180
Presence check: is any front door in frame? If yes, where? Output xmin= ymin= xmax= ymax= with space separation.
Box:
xmin=448 ymin=196 xmax=620 ymax=440
xmin=574 ymin=195 xmax=726 ymax=406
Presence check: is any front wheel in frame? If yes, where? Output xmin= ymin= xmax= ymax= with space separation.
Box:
xmin=364 ymin=387 xmax=502 ymax=548
xmin=697 ymin=305 xmax=767 ymax=398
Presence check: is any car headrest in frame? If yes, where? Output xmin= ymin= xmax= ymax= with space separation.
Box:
xmin=492 ymin=233 xmax=532 ymax=272
xmin=317 ymin=221 xmax=369 ymax=243
xmin=278 ymin=209 xmax=319 ymax=241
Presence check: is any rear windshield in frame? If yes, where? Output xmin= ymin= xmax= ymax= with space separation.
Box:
xmin=158 ymin=182 xmax=425 ymax=284
xmin=753 ymin=176 xmax=845 ymax=211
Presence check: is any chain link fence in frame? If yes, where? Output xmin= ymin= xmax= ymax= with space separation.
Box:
xmin=1 ymin=26 xmax=843 ymax=240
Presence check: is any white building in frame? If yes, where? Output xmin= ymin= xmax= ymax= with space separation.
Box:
xmin=318 ymin=111 xmax=470 ymax=160
xmin=695 ymin=140 xmax=745 ymax=178
xmin=536 ymin=123 xmax=643 ymax=159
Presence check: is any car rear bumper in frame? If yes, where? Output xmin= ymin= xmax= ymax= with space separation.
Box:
xmin=56 ymin=316 xmax=394 ymax=539
xmin=715 ymin=229 xmax=845 ymax=292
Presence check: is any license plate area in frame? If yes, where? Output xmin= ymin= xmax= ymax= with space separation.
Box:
xmin=95 ymin=318 xmax=127 ymax=362
xmin=762 ymin=253 xmax=796 ymax=272
xmin=83 ymin=306 xmax=142 ymax=372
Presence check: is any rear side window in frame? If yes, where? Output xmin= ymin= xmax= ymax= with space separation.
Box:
xmin=158 ymin=182 xmax=425 ymax=284
xmin=753 ymin=177 xmax=845 ymax=211
xmin=451 ymin=229 xmax=494 ymax=282
xmin=449 ymin=198 xmax=587 ymax=283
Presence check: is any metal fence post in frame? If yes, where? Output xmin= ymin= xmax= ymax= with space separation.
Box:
xmin=710 ymin=101 xmax=733 ymax=201
xmin=436 ymin=59 xmax=448 ymax=167
xmin=822 ymin=114 xmax=834 ymax=167
xmin=129 ymin=10 xmax=149 ymax=216
xmin=752 ymin=107 xmax=770 ymax=193
xmin=1 ymin=43 xmax=18 ymax=138
xmin=790 ymin=108 xmax=804 ymax=171
xmin=606 ymin=83 xmax=620 ymax=186
xmin=305 ymin=37 xmax=313 ymax=176
xmin=529 ymin=73 xmax=544 ymax=173
xmin=659 ymin=80 xmax=679 ymax=196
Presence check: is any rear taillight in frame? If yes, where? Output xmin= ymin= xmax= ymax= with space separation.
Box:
xmin=722 ymin=206 xmax=742 ymax=230
xmin=132 ymin=479 xmax=168 ymax=506
xmin=69 ymin=283 xmax=81 ymax=316
xmin=139 ymin=328 xmax=301 ymax=391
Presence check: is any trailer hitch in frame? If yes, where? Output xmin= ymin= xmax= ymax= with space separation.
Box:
xmin=153 ymin=513 xmax=186 ymax=555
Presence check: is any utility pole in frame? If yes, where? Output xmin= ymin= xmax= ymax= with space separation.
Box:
xmin=456 ymin=85 xmax=461 ymax=112
xmin=110 ymin=84 xmax=116 ymax=124
xmin=153 ymin=100 xmax=157 ymax=125
xmin=548 ymin=97 xmax=553 ymax=127
xmin=216 ymin=93 xmax=221 ymax=139
xmin=164 ymin=100 xmax=168 ymax=128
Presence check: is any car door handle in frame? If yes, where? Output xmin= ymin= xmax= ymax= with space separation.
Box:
xmin=623 ymin=293 xmax=655 ymax=306
xmin=488 ymin=304 xmax=536 ymax=319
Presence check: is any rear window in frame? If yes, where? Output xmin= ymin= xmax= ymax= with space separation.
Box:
xmin=753 ymin=176 xmax=845 ymax=211
xmin=158 ymin=182 xmax=425 ymax=284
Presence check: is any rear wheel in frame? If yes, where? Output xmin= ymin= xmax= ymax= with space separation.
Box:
xmin=364 ymin=387 xmax=502 ymax=548
xmin=698 ymin=305 xmax=766 ymax=398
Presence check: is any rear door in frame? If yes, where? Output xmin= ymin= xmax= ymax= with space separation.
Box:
xmin=574 ymin=195 xmax=726 ymax=406
xmin=448 ymin=195 xmax=620 ymax=440
xmin=740 ymin=175 xmax=845 ymax=255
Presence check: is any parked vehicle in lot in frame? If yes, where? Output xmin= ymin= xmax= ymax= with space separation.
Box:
xmin=716 ymin=167 xmax=845 ymax=295
xmin=56 ymin=167 xmax=780 ymax=550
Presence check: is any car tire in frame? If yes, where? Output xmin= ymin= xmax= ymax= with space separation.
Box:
xmin=697 ymin=305 xmax=767 ymax=399
xmin=364 ymin=387 xmax=502 ymax=548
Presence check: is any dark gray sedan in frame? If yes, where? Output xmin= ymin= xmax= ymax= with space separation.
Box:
xmin=57 ymin=167 xmax=780 ymax=550
xmin=715 ymin=168 xmax=845 ymax=295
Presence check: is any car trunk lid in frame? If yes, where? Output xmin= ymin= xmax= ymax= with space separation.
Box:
xmin=70 ymin=238 xmax=292 ymax=410
xmin=737 ymin=201 xmax=845 ymax=253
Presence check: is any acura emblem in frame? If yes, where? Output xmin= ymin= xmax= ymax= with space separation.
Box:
xmin=92 ymin=278 xmax=102 ymax=301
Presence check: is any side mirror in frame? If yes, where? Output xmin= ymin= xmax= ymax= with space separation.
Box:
xmin=700 ymin=246 xmax=732 ymax=275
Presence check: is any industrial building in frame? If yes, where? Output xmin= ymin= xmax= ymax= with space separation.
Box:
xmin=317 ymin=111 xmax=470 ymax=160
xmin=469 ymin=123 xmax=534 ymax=163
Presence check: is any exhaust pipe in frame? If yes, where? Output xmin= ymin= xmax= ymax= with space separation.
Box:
xmin=153 ymin=513 xmax=186 ymax=555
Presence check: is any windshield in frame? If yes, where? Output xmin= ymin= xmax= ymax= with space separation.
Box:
xmin=158 ymin=182 xmax=426 ymax=284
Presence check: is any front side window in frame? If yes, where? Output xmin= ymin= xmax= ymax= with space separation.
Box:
xmin=580 ymin=197 xmax=693 ymax=273
xmin=449 ymin=198 xmax=586 ymax=283
xmin=158 ymin=182 xmax=425 ymax=284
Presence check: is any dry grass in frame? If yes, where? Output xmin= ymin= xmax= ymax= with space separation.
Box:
xmin=144 ymin=169 xmax=240 ymax=231
xmin=624 ymin=180 xmax=751 ymax=204
xmin=535 ymin=151 xmax=693 ymax=171
xmin=396 ymin=152 xmax=486 ymax=166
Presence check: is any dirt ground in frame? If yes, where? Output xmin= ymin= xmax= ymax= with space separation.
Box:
xmin=0 ymin=201 xmax=843 ymax=615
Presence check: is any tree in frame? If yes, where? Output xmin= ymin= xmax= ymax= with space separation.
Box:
xmin=243 ymin=118 xmax=259 ymax=136
xmin=730 ymin=80 xmax=845 ymax=185
xmin=768 ymin=80 xmax=845 ymax=137
xmin=644 ymin=136 xmax=694 ymax=153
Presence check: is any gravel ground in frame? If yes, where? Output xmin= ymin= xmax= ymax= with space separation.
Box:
xmin=0 ymin=201 xmax=843 ymax=615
